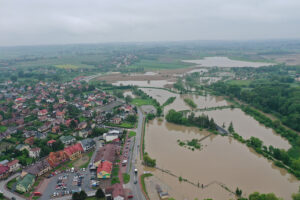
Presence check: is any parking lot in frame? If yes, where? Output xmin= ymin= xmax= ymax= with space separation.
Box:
xmin=40 ymin=168 xmax=97 ymax=200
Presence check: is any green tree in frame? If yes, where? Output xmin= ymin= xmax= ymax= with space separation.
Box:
xmin=228 ymin=122 xmax=235 ymax=133
xmin=95 ymin=188 xmax=105 ymax=199
xmin=125 ymin=95 xmax=132 ymax=103
xmin=79 ymin=191 xmax=87 ymax=200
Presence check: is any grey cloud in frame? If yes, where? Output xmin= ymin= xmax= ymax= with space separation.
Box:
xmin=0 ymin=0 xmax=300 ymax=46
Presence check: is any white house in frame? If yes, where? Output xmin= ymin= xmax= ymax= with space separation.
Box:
xmin=29 ymin=148 xmax=41 ymax=158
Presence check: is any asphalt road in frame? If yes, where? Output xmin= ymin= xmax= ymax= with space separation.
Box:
xmin=0 ymin=173 xmax=25 ymax=200
xmin=125 ymin=108 xmax=146 ymax=200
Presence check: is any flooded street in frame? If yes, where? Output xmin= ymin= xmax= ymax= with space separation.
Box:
xmin=144 ymin=119 xmax=299 ymax=200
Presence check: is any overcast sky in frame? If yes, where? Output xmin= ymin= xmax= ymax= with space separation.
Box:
xmin=0 ymin=0 xmax=300 ymax=46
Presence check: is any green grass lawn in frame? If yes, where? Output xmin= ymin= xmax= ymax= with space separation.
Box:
xmin=129 ymin=131 xmax=136 ymax=138
xmin=227 ymin=79 xmax=252 ymax=87
xmin=0 ymin=126 xmax=7 ymax=133
xmin=122 ymin=173 xmax=130 ymax=184
xmin=7 ymin=177 xmax=17 ymax=190
xmin=106 ymin=122 xmax=135 ymax=129
xmin=132 ymin=98 xmax=155 ymax=106
xmin=141 ymin=173 xmax=153 ymax=198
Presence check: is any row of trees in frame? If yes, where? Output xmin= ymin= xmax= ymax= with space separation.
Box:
xmin=166 ymin=109 xmax=217 ymax=131
xmin=211 ymin=80 xmax=300 ymax=132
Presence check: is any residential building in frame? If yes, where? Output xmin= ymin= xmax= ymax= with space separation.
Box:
xmin=25 ymin=159 xmax=51 ymax=177
xmin=64 ymin=143 xmax=84 ymax=160
xmin=24 ymin=137 xmax=35 ymax=146
xmin=38 ymin=109 xmax=48 ymax=116
xmin=79 ymin=138 xmax=96 ymax=152
xmin=106 ymin=183 xmax=125 ymax=200
xmin=16 ymin=144 xmax=30 ymax=151
xmin=60 ymin=135 xmax=76 ymax=145
xmin=47 ymin=139 xmax=56 ymax=146
xmin=6 ymin=159 xmax=20 ymax=173
xmin=47 ymin=151 xmax=68 ymax=167
xmin=16 ymin=174 xmax=35 ymax=193
xmin=0 ymin=165 xmax=9 ymax=179
xmin=29 ymin=147 xmax=41 ymax=158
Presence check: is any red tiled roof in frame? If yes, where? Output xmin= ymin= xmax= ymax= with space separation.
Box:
xmin=6 ymin=159 xmax=19 ymax=167
xmin=0 ymin=165 xmax=9 ymax=175
xmin=30 ymin=147 xmax=41 ymax=152
xmin=97 ymin=161 xmax=112 ymax=174
xmin=47 ymin=140 xmax=56 ymax=144
xmin=64 ymin=143 xmax=84 ymax=157
xmin=39 ymin=109 xmax=48 ymax=114
xmin=25 ymin=137 xmax=35 ymax=145
xmin=47 ymin=151 xmax=68 ymax=167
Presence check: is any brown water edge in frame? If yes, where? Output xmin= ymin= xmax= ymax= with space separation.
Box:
xmin=144 ymin=169 xmax=236 ymax=200
xmin=199 ymin=108 xmax=291 ymax=150
xmin=144 ymin=118 xmax=299 ymax=200
xmin=141 ymin=87 xmax=290 ymax=150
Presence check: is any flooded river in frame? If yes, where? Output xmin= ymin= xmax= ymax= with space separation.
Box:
xmin=144 ymin=119 xmax=299 ymax=200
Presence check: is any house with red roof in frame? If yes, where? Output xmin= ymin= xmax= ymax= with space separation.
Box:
xmin=38 ymin=109 xmax=48 ymax=116
xmin=106 ymin=183 xmax=125 ymax=200
xmin=97 ymin=161 xmax=112 ymax=179
xmin=25 ymin=137 xmax=35 ymax=146
xmin=6 ymin=159 xmax=20 ymax=173
xmin=0 ymin=164 xmax=10 ymax=179
xmin=56 ymin=111 xmax=65 ymax=119
xmin=64 ymin=143 xmax=84 ymax=160
xmin=47 ymin=151 xmax=68 ymax=167
xmin=47 ymin=140 xmax=56 ymax=146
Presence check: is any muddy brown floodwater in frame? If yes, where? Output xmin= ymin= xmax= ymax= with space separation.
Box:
xmin=141 ymin=88 xmax=228 ymax=112
xmin=140 ymin=88 xmax=299 ymax=200
xmin=144 ymin=119 xmax=299 ymax=200
xmin=200 ymin=108 xmax=291 ymax=150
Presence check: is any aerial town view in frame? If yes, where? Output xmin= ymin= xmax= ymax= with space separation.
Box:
xmin=0 ymin=1 xmax=300 ymax=200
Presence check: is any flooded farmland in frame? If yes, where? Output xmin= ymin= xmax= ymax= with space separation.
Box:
xmin=141 ymin=88 xmax=298 ymax=200
xmin=182 ymin=57 xmax=274 ymax=68
xmin=140 ymin=88 xmax=228 ymax=111
xmin=200 ymin=108 xmax=291 ymax=150
xmin=112 ymin=80 xmax=174 ymax=88
xmin=144 ymin=119 xmax=299 ymax=200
